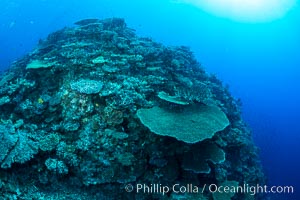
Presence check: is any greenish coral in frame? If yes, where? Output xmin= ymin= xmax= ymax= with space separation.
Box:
xmin=26 ymin=60 xmax=55 ymax=69
xmin=0 ymin=96 xmax=10 ymax=106
xmin=105 ymin=129 xmax=128 ymax=140
xmin=115 ymin=152 xmax=135 ymax=166
xmin=175 ymin=81 xmax=216 ymax=106
xmin=158 ymin=91 xmax=190 ymax=105
xmin=0 ymin=129 xmax=38 ymax=168
xmin=45 ymin=158 xmax=68 ymax=174
xmin=92 ymin=56 xmax=109 ymax=64
xmin=70 ymin=79 xmax=103 ymax=94
xmin=137 ymin=104 xmax=230 ymax=143
xmin=39 ymin=133 xmax=60 ymax=151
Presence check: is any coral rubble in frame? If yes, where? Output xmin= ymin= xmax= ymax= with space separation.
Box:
xmin=0 ymin=18 xmax=265 ymax=199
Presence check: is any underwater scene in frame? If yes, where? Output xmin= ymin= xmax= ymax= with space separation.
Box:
xmin=0 ymin=0 xmax=299 ymax=200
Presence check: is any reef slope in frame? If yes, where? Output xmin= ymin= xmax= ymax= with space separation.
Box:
xmin=0 ymin=18 xmax=265 ymax=200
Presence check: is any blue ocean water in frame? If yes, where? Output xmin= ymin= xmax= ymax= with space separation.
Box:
xmin=0 ymin=0 xmax=299 ymax=199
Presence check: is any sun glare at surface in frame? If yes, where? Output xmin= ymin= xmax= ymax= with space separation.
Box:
xmin=179 ymin=0 xmax=296 ymax=22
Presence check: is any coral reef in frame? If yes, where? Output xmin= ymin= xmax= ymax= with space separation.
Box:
xmin=0 ymin=18 xmax=265 ymax=199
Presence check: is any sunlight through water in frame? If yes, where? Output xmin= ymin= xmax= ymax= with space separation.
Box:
xmin=179 ymin=0 xmax=296 ymax=22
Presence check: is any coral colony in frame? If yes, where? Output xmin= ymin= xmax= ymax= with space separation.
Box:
xmin=0 ymin=18 xmax=265 ymax=199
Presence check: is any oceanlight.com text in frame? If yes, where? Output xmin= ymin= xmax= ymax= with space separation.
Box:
xmin=207 ymin=183 xmax=294 ymax=196
xmin=124 ymin=183 xmax=294 ymax=196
